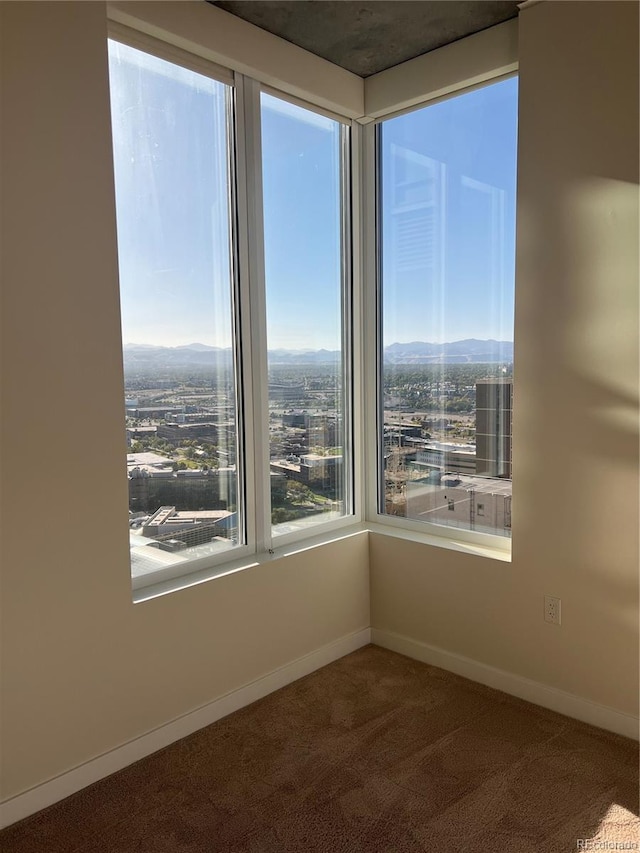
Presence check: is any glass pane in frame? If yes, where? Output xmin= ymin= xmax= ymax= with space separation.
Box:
xmin=379 ymin=78 xmax=517 ymax=538
xmin=108 ymin=41 xmax=243 ymax=580
xmin=260 ymin=94 xmax=349 ymax=535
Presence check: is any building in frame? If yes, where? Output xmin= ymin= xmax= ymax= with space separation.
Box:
xmin=1 ymin=0 xmax=637 ymax=833
xmin=139 ymin=506 xmax=236 ymax=546
xmin=127 ymin=405 xmax=185 ymax=420
xmin=475 ymin=378 xmax=513 ymax=478
xmin=126 ymin=425 xmax=157 ymax=443
xmin=299 ymin=453 xmax=342 ymax=489
xmin=410 ymin=442 xmax=477 ymax=477
xmin=407 ymin=473 xmax=512 ymax=536
xmin=165 ymin=409 xmax=234 ymax=424
xmin=268 ymin=383 xmax=306 ymax=402
xmin=279 ymin=411 xmax=340 ymax=453
xmin=128 ymin=465 xmax=237 ymax=514
xmin=270 ymin=453 xmax=342 ymax=493
xmin=157 ymin=422 xmax=221 ymax=444
xmin=384 ymin=423 xmax=423 ymax=444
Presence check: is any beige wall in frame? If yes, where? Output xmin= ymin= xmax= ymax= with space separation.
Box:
xmin=1 ymin=0 xmax=638 ymax=811
xmin=371 ymin=1 xmax=639 ymax=717
xmin=0 ymin=2 xmax=370 ymax=801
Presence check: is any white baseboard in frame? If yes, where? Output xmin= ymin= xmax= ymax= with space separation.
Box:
xmin=371 ymin=628 xmax=639 ymax=741
xmin=0 ymin=627 xmax=371 ymax=830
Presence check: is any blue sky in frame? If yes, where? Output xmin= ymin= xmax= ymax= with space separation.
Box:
xmin=109 ymin=42 xmax=517 ymax=352
xmin=382 ymin=76 xmax=518 ymax=345
xmin=261 ymin=93 xmax=342 ymax=351
xmin=109 ymin=41 xmax=234 ymax=350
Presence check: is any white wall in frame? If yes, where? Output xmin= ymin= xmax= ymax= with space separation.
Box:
xmin=0 ymin=1 xmax=370 ymax=804
xmin=371 ymin=0 xmax=639 ymax=720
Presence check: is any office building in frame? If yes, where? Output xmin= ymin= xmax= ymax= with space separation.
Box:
xmin=475 ymin=378 xmax=513 ymax=478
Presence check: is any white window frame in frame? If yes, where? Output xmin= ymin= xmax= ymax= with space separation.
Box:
xmin=107 ymin=9 xmax=519 ymax=599
xmin=361 ymin=71 xmax=518 ymax=557
xmin=108 ymin=30 xmax=256 ymax=594
xmin=107 ymin=26 xmax=361 ymax=596
xmin=252 ymin=84 xmax=359 ymax=551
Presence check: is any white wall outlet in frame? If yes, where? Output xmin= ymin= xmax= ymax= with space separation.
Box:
xmin=544 ymin=595 xmax=561 ymax=625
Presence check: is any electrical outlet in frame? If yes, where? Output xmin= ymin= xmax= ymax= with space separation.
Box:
xmin=544 ymin=595 xmax=561 ymax=625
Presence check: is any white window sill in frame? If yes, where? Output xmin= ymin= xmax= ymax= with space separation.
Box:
xmin=133 ymin=517 xmax=510 ymax=603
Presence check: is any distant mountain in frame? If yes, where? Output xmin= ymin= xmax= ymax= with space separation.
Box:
xmin=175 ymin=342 xmax=219 ymax=352
xmin=123 ymin=343 xmax=340 ymax=369
xmin=123 ymin=340 xmax=513 ymax=369
xmin=124 ymin=344 xmax=233 ymax=369
xmin=267 ymin=348 xmax=340 ymax=365
xmin=384 ymin=339 xmax=513 ymax=364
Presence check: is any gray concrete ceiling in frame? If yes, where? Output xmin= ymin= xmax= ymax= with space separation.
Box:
xmin=209 ymin=1 xmax=520 ymax=77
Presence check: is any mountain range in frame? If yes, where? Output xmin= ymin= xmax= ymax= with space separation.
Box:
xmin=123 ymin=339 xmax=513 ymax=367
xmin=383 ymin=339 xmax=513 ymax=364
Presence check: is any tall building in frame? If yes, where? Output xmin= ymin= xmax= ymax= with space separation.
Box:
xmin=475 ymin=378 xmax=512 ymax=479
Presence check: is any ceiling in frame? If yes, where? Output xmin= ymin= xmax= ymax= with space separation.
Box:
xmin=208 ymin=1 xmax=520 ymax=77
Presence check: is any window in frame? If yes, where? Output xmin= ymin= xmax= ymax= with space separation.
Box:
xmin=260 ymin=93 xmax=351 ymax=536
xmin=108 ymin=40 xmax=354 ymax=588
xmin=108 ymin=28 xmax=514 ymax=591
xmin=108 ymin=40 xmax=244 ymax=583
xmin=377 ymin=77 xmax=518 ymax=540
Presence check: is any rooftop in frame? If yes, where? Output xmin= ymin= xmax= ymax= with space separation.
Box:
xmin=126 ymin=451 xmax=173 ymax=468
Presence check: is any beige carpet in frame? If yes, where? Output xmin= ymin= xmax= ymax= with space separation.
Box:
xmin=1 ymin=645 xmax=638 ymax=852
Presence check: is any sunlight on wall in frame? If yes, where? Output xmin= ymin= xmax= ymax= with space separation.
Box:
xmin=564 ymin=177 xmax=638 ymax=411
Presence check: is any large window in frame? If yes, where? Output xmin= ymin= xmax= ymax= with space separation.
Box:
xmin=377 ymin=77 xmax=518 ymax=539
xmin=108 ymin=29 xmax=514 ymax=590
xmin=260 ymin=93 xmax=351 ymax=536
xmin=108 ymin=41 xmax=244 ymax=582
xmin=108 ymin=40 xmax=354 ymax=587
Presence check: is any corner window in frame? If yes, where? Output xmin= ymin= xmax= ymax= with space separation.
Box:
xmin=377 ymin=77 xmax=518 ymax=539
xmin=108 ymin=39 xmax=355 ymax=589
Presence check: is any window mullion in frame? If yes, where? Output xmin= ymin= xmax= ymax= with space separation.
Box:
xmin=348 ymin=121 xmax=364 ymax=523
xmin=362 ymin=121 xmax=381 ymax=522
xmin=234 ymin=74 xmax=273 ymax=555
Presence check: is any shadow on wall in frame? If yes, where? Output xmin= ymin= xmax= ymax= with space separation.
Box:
xmin=514 ymin=171 xmax=638 ymax=598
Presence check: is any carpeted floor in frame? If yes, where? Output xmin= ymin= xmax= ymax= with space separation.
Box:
xmin=1 ymin=645 xmax=638 ymax=852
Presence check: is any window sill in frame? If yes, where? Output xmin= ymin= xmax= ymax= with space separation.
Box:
xmin=366 ymin=520 xmax=512 ymax=563
xmin=133 ymin=524 xmax=369 ymax=604
xmin=133 ymin=517 xmax=510 ymax=603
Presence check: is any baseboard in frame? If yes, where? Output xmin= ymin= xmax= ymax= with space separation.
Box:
xmin=0 ymin=627 xmax=371 ymax=829
xmin=371 ymin=628 xmax=639 ymax=741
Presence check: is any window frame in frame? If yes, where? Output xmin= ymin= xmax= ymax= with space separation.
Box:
xmin=108 ymin=33 xmax=257 ymax=592
xmin=255 ymin=84 xmax=358 ymax=550
xmin=107 ymin=29 xmax=360 ymax=594
xmin=362 ymin=73 xmax=518 ymax=557
xmin=107 ymin=12 xmax=517 ymax=599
